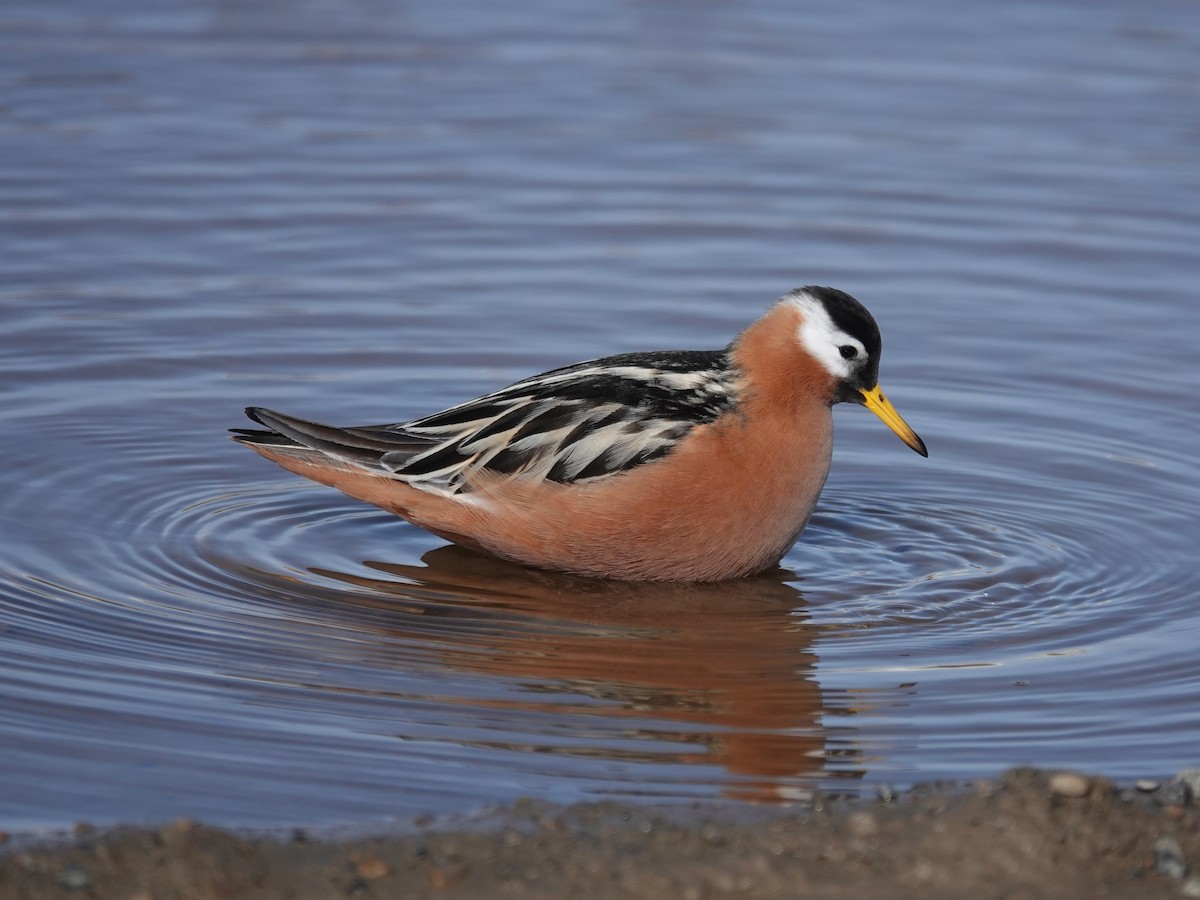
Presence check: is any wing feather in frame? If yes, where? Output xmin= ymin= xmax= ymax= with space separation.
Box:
xmin=235 ymin=349 xmax=739 ymax=495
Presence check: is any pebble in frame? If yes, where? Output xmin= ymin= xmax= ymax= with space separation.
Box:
xmin=165 ymin=818 xmax=197 ymax=838
xmin=1181 ymin=876 xmax=1200 ymax=898
xmin=1158 ymin=782 xmax=1190 ymax=807
xmin=877 ymin=783 xmax=898 ymax=802
xmin=1048 ymin=772 xmax=1090 ymax=798
xmin=1174 ymin=769 xmax=1200 ymax=804
xmin=847 ymin=812 xmax=880 ymax=838
xmin=56 ymin=864 xmax=91 ymax=890
xmin=1153 ymin=836 xmax=1187 ymax=881
xmin=1136 ymin=779 xmax=1160 ymax=793
xmin=428 ymin=861 xmax=468 ymax=889
xmin=355 ymin=857 xmax=390 ymax=880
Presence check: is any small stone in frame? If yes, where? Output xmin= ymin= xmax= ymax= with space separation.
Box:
xmin=877 ymin=783 xmax=898 ymax=802
xmin=1154 ymin=836 xmax=1187 ymax=881
xmin=974 ymin=779 xmax=998 ymax=798
xmin=1181 ymin=876 xmax=1200 ymax=898
xmin=1136 ymin=779 xmax=1160 ymax=793
xmin=1159 ymin=782 xmax=1190 ymax=807
xmin=711 ymin=871 xmax=736 ymax=892
xmin=72 ymin=822 xmax=95 ymax=838
xmin=1049 ymin=772 xmax=1090 ymax=798
xmin=165 ymin=818 xmax=197 ymax=837
xmin=1173 ymin=769 xmax=1200 ymax=804
xmin=57 ymin=864 xmax=91 ymax=890
xmin=355 ymin=857 xmax=390 ymax=880
xmin=847 ymin=811 xmax=880 ymax=838
xmin=428 ymin=861 xmax=467 ymax=889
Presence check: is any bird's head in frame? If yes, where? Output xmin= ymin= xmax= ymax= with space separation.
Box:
xmin=786 ymin=286 xmax=927 ymax=457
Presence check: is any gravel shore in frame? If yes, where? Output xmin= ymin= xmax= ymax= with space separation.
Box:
xmin=5 ymin=768 xmax=1199 ymax=899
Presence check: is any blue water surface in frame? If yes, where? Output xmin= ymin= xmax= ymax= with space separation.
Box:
xmin=1 ymin=0 xmax=1198 ymax=831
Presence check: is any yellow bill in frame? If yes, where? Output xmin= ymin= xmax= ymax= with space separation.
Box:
xmin=860 ymin=385 xmax=928 ymax=457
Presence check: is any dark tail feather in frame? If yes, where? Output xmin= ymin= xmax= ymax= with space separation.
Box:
xmin=232 ymin=407 xmax=434 ymax=469
xmin=229 ymin=425 xmax=300 ymax=447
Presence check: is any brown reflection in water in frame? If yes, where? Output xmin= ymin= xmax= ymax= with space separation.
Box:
xmin=312 ymin=546 xmax=862 ymax=802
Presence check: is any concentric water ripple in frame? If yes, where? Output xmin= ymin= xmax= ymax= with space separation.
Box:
xmin=3 ymin=355 xmax=1195 ymax=829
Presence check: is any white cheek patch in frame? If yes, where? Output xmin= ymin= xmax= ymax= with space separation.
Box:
xmin=789 ymin=293 xmax=861 ymax=381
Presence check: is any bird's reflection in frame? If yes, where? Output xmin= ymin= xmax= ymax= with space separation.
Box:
xmin=310 ymin=545 xmax=863 ymax=801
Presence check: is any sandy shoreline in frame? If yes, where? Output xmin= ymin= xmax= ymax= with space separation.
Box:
xmin=4 ymin=768 xmax=1199 ymax=899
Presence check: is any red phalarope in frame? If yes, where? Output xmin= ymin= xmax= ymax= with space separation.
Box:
xmin=233 ymin=286 xmax=926 ymax=582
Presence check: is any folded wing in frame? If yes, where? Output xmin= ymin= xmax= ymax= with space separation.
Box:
xmin=234 ymin=349 xmax=739 ymax=495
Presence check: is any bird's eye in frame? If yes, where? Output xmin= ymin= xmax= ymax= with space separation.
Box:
xmin=839 ymin=345 xmax=858 ymax=360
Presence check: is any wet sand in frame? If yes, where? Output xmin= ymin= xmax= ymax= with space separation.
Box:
xmin=5 ymin=768 xmax=1198 ymax=900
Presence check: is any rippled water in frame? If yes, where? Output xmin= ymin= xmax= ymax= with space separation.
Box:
xmin=3 ymin=0 xmax=1199 ymax=831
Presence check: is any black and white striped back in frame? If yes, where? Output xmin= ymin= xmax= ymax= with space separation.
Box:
xmin=383 ymin=349 xmax=740 ymax=492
